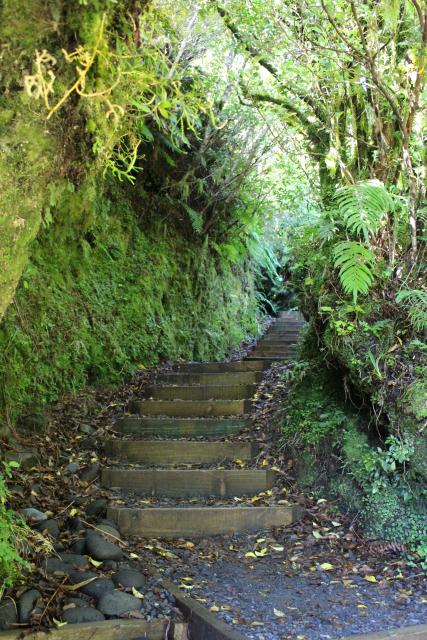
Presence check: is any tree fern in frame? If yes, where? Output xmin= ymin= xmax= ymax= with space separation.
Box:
xmin=333 ymin=241 xmax=375 ymax=302
xmin=396 ymin=289 xmax=427 ymax=332
xmin=334 ymin=181 xmax=395 ymax=242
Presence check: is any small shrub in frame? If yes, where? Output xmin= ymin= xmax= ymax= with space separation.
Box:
xmin=0 ymin=463 xmax=29 ymax=594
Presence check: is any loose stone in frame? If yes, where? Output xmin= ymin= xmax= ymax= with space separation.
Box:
xmin=59 ymin=553 xmax=88 ymax=568
xmin=36 ymin=518 xmax=60 ymax=539
xmin=62 ymin=607 xmax=105 ymax=624
xmin=97 ymin=591 xmax=141 ymax=617
xmin=80 ymin=578 xmax=115 ymax=600
xmin=112 ymin=569 xmax=146 ymax=589
xmin=18 ymin=589 xmax=41 ymax=623
xmin=20 ymin=508 xmax=47 ymax=524
xmin=85 ymin=532 xmax=122 ymax=561
xmin=86 ymin=498 xmax=107 ymax=518
xmin=0 ymin=600 xmax=17 ymax=630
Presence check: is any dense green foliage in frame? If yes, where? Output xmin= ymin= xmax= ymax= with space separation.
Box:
xmin=283 ymin=357 xmax=427 ymax=565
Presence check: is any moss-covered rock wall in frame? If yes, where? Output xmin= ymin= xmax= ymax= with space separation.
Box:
xmin=0 ymin=0 xmax=260 ymax=432
xmin=0 ymin=178 xmax=259 ymax=431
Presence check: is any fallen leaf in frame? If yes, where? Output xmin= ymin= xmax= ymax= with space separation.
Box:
xmin=53 ymin=618 xmax=67 ymax=627
xmin=132 ymin=586 xmax=144 ymax=599
xmin=273 ymin=608 xmax=285 ymax=618
xmin=320 ymin=563 xmax=334 ymax=571
xmin=87 ymin=557 xmax=103 ymax=568
xmin=364 ymin=575 xmax=377 ymax=583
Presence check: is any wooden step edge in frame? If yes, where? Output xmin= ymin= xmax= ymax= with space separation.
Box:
xmin=101 ymin=468 xmax=276 ymax=497
xmin=0 ymin=619 xmax=186 ymax=640
xmin=128 ymin=399 xmax=253 ymax=417
xmin=104 ymin=440 xmax=258 ymax=463
xmin=162 ymin=578 xmax=245 ymax=640
xmin=108 ymin=504 xmax=303 ymax=537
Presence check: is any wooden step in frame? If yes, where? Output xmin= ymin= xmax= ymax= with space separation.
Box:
xmin=105 ymin=440 xmax=256 ymax=464
xmin=157 ymin=371 xmax=264 ymax=385
xmin=257 ymin=336 xmax=298 ymax=345
xmin=144 ymin=384 xmax=257 ymax=401
xmin=102 ymin=468 xmax=275 ymax=497
xmin=173 ymin=361 xmax=268 ymax=373
xmin=251 ymin=348 xmax=296 ymax=356
xmin=245 ymin=356 xmax=291 ymax=361
xmin=109 ymin=504 xmax=302 ymax=537
xmin=114 ymin=417 xmax=247 ymax=438
xmin=130 ymin=399 xmax=251 ymax=417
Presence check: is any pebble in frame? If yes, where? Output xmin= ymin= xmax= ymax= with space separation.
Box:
xmin=66 ymin=516 xmax=85 ymax=532
xmin=59 ymin=553 xmax=88 ymax=568
xmin=65 ymin=462 xmax=80 ymax=473
xmin=18 ymin=589 xmax=41 ymax=623
xmin=86 ymin=498 xmax=107 ymax=518
xmin=0 ymin=600 xmax=17 ymax=630
xmin=36 ymin=518 xmax=60 ymax=539
xmin=43 ymin=558 xmax=73 ymax=576
xmin=97 ymin=591 xmax=142 ymax=616
xmin=79 ymin=424 xmax=95 ymax=436
xmin=64 ymin=597 xmax=88 ymax=608
xmin=62 ymin=607 xmax=105 ymax=624
xmin=85 ymin=532 xmax=122 ymax=561
xmin=70 ymin=539 xmax=87 ymax=554
xmin=96 ymin=523 xmax=120 ymax=541
xmin=112 ymin=569 xmax=146 ymax=589
xmin=80 ymin=578 xmax=115 ymax=600
xmin=20 ymin=508 xmax=47 ymax=524
xmin=68 ymin=570 xmax=97 ymax=585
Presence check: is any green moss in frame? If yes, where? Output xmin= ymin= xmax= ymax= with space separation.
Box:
xmin=0 ymin=184 xmax=259 ymax=427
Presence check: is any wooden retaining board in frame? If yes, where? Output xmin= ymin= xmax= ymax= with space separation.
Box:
xmin=157 ymin=371 xmax=264 ymax=385
xmin=102 ymin=468 xmax=275 ymax=497
xmin=0 ymin=619 xmax=184 ymax=640
xmin=114 ymin=417 xmax=247 ymax=437
xmin=341 ymin=625 xmax=427 ymax=639
xmin=131 ymin=399 xmax=252 ymax=417
xmin=105 ymin=439 xmax=256 ymax=464
xmin=164 ymin=579 xmax=245 ymax=640
xmin=108 ymin=504 xmax=302 ymax=537
xmin=144 ymin=384 xmax=257 ymax=401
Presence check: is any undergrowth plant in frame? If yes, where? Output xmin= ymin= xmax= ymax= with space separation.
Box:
xmin=0 ymin=462 xmax=29 ymax=594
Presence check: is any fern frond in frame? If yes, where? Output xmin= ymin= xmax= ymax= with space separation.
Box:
xmin=182 ymin=203 xmax=203 ymax=235
xmin=334 ymin=181 xmax=394 ymax=242
xmin=333 ymin=241 xmax=375 ymax=302
xmin=396 ymin=289 xmax=427 ymax=331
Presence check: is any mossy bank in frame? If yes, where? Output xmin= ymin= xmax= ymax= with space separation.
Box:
xmin=0 ymin=179 xmax=259 ymax=432
xmin=0 ymin=0 xmax=261 ymax=432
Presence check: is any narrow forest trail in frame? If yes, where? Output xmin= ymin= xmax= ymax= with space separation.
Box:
xmin=103 ymin=311 xmax=304 ymax=538
xmin=2 ymin=313 xmax=426 ymax=640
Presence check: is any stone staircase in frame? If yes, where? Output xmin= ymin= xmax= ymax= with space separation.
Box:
xmin=103 ymin=312 xmax=305 ymax=538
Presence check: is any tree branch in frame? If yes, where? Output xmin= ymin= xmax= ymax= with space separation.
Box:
xmin=216 ymin=3 xmax=327 ymax=126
